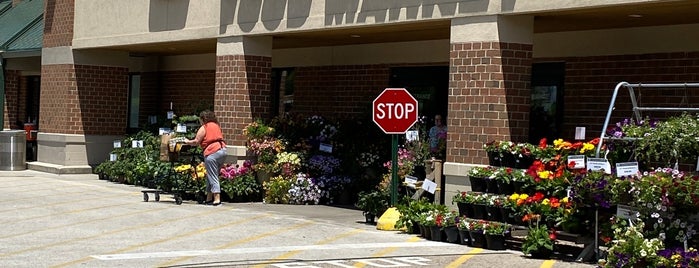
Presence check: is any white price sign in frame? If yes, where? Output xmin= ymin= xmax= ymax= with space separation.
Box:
xmin=567 ymin=155 xmax=586 ymax=169
xmin=132 ymin=140 xmax=144 ymax=148
xmin=113 ymin=140 xmax=121 ymax=148
xmin=421 ymin=179 xmax=437 ymax=194
xmin=319 ymin=143 xmax=333 ymax=153
xmin=587 ymin=158 xmax=612 ymax=174
xmin=109 ymin=153 xmax=117 ymax=162
xmin=616 ymin=162 xmax=639 ymax=177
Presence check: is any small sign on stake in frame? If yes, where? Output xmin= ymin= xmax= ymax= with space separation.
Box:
xmin=616 ymin=162 xmax=640 ymax=177
xmin=421 ymin=179 xmax=437 ymax=194
xmin=109 ymin=153 xmax=117 ymax=162
xmin=567 ymin=155 xmax=586 ymax=169
xmin=113 ymin=140 xmax=121 ymax=148
xmin=405 ymin=130 xmax=419 ymax=142
xmin=132 ymin=140 xmax=144 ymax=148
xmin=575 ymin=127 xmax=586 ymax=140
xmin=319 ymin=143 xmax=333 ymax=153
xmin=587 ymin=158 xmax=612 ymax=174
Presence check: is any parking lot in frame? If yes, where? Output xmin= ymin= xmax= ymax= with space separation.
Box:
xmin=0 ymin=170 xmax=597 ymax=267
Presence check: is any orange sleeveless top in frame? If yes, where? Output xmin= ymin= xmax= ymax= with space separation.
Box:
xmin=201 ymin=122 xmax=226 ymax=156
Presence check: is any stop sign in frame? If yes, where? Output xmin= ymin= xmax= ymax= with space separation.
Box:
xmin=373 ymin=88 xmax=418 ymax=134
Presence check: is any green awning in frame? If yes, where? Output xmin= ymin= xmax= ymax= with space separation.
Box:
xmin=0 ymin=0 xmax=44 ymax=52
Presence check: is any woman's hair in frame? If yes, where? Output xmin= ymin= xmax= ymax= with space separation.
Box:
xmin=199 ymin=110 xmax=218 ymax=124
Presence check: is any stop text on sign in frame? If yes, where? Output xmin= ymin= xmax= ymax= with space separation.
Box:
xmin=375 ymin=103 xmax=416 ymax=120
xmin=372 ymin=88 xmax=419 ymax=134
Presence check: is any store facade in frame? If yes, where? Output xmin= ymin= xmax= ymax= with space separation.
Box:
xmin=4 ymin=1 xmax=699 ymax=194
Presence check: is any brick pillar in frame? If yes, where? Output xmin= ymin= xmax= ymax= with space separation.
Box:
xmin=444 ymin=15 xmax=534 ymax=204
xmin=3 ymin=70 xmax=20 ymax=129
xmin=447 ymin=15 xmax=533 ymax=166
xmin=215 ymin=36 xmax=272 ymax=158
xmin=36 ymin=0 xmax=129 ymax=172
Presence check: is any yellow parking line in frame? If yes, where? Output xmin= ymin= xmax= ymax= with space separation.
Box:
xmin=541 ymin=259 xmax=556 ymax=268
xmin=353 ymin=236 xmax=422 ymax=268
xmin=251 ymin=229 xmax=365 ymax=268
xmin=159 ymin=219 xmax=316 ymax=267
xmin=445 ymin=248 xmax=484 ymax=268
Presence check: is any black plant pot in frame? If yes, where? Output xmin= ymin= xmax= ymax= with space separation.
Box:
xmin=485 ymin=234 xmax=506 ymax=250
xmin=485 ymin=179 xmax=499 ymax=194
xmin=457 ymin=202 xmax=474 ymax=218
xmin=430 ymin=226 xmax=446 ymax=242
xmin=486 ymin=205 xmax=504 ymax=222
xmin=487 ymin=152 xmax=502 ymax=167
xmin=444 ymin=226 xmax=460 ymax=243
xmin=502 ymin=153 xmax=517 ymax=168
xmin=497 ymin=180 xmax=514 ymax=195
xmin=515 ymin=155 xmax=534 ymax=169
xmin=469 ymin=176 xmax=487 ymax=192
xmin=469 ymin=231 xmax=487 ymax=248
xmin=472 ymin=204 xmax=487 ymax=220
xmin=458 ymin=229 xmax=471 ymax=245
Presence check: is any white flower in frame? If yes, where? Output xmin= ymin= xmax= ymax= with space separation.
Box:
xmin=657 ymin=218 xmax=663 ymax=223
xmin=659 ymin=232 xmax=666 ymax=240
xmin=651 ymin=212 xmax=660 ymax=218
xmin=661 ymin=205 xmax=667 ymax=211
xmin=640 ymin=250 xmax=647 ymax=257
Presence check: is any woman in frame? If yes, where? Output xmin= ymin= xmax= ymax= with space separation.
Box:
xmin=185 ymin=110 xmax=227 ymax=206
xmin=429 ymin=114 xmax=447 ymax=158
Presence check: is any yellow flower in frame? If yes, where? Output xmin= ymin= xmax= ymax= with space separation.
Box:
xmin=538 ymin=170 xmax=552 ymax=179
xmin=518 ymin=194 xmax=529 ymax=200
xmin=542 ymin=198 xmax=550 ymax=206
xmin=561 ymin=197 xmax=569 ymax=204
xmin=580 ymin=143 xmax=595 ymax=153
xmin=553 ymin=139 xmax=564 ymax=148
xmin=509 ymin=193 xmax=520 ymax=202
xmin=174 ymin=164 xmax=192 ymax=173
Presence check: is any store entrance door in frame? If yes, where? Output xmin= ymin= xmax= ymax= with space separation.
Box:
xmin=529 ymin=62 xmax=565 ymax=144
xmin=389 ymin=66 xmax=449 ymax=123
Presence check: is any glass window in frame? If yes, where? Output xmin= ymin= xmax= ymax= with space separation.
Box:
xmin=128 ymin=74 xmax=141 ymax=129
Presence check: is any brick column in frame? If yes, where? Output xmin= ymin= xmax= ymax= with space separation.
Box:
xmin=447 ymin=15 xmax=533 ymax=165
xmin=215 ymin=36 xmax=272 ymax=160
xmin=444 ymin=15 xmax=533 ymax=203
xmin=35 ymin=0 xmax=129 ymax=173
xmin=3 ymin=70 xmax=21 ymax=130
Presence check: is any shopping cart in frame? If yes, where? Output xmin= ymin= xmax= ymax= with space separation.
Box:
xmin=142 ymin=141 xmax=203 ymax=205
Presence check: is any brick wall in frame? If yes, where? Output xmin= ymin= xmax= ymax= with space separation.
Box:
xmin=538 ymin=52 xmax=699 ymax=140
xmin=39 ymin=64 xmax=128 ymax=135
xmin=3 ymin=70 xmax=21 ymax=129
xmin=215 ymin=55 xmax=271 ymax=146
xmin=159 ymin=70 xmax=215 ymax=117
xmin=292 ymin=65 xmax=390 ymax=118
xmin=43 ymin=0 xmax=74 ymax=48
xmin=448 ymin=42 xmax=532 ymax=165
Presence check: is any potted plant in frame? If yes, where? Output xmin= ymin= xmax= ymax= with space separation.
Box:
xmin=483 ymin=140 xmax=503 ymax=166
xmin=452 ymin=191 xmax=476 ymax=218
xmin=492 ymin=167 xmax=514 ymax=195
xmin=600 ymin=220 xmax=664 ymax=268
xmin=395 ymin=197 xmax=433 ymax=234
xmin=522 ymin=216 xmax=556 ymax=259
xmin=468 ymin=166 xmax=495 ymax=192
xmin=484 ymin=222 xmax=511 ymax=250
xmin=467 ymin=219 xmax=488 ymax=248
xmin=436 ymin=210 xmax=459 ymax=243
xmin=356 ymin=189 xmax=390 ymax=224
xmin=456 ymin=216 xmax=471 ymax=245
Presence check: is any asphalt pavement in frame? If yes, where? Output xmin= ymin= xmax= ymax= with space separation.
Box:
xmin=0 ymin=170 xmax=597 ymax=268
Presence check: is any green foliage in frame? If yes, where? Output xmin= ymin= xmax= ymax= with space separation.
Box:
xmin=263 ymin=176 xmax=292 ymax=204
xmin=395 ymin=197 xmax=434 ymax=231
xmin=355 ymin=189 xmax=390 ymax=216
xmin=522 ymin=220 xmax=555 ymax=255
xmin=221 ymin=173 xmax=262 ymax=201
xmin=636 ymin=114 xmax=699 ymax=166
xmin=244 ymin=119 xmax=275 ymax=140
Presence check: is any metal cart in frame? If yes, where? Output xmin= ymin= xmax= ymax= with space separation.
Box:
xmin=142 ymin=142 xmax=203 ymax=205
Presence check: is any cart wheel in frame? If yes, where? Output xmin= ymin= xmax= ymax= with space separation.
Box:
xmin=154 ymin=192 xmax=160 ymax=202
xmin=143 ymin=192 xmax=149 ymax=202
xmin=175 ymin=196 xmax=183 ymax=205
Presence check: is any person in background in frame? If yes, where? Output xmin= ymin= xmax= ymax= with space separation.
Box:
xmin=429 ymin=114 xmax=448 ymax=158
xmin=185 ymin=110 xmax=227 ymax=206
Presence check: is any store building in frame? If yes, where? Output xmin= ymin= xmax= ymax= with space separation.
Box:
xmin=3 ymin=1 xmax=699 ymax=200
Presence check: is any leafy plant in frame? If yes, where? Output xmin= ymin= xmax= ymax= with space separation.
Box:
xmin=263 ymin=176 xmax=292 ymax=204
xmin=522 ymin=218 xmax=556 ymax=256
xmin=484 ymin=222 xmax=511 ymax=235
xmin=395 ymin=197 xmax=434 ymax=231
xmin=356 ymin=189 xmax=390 ymax=216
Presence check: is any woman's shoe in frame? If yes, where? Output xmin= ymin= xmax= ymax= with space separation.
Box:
xmin=203 ymin=200 xmax=213 ymax=205
xmin=211 ymin=202 xmax=222 ymax=206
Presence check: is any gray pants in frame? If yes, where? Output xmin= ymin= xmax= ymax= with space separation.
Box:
xmin=204 ymin=148 xmax=227 ymax=193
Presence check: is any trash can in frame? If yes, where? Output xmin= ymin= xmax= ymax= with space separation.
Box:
xmin=0 ymin=130 xmax=26 ymax=170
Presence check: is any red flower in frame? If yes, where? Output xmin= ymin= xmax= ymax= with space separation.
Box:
xmin=539 ymin=138 xmax=547 ymax=149
xmin=589 ymin=138 xmax=600 ymax=145
xmin=533 ymin=192 xmax=545 ymax=202
xmin=549 ymin=232 xmax=557 ymax=240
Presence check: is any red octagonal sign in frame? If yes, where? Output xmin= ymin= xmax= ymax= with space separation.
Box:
xmin=373 ymin=88 xmax=418 ymax=134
